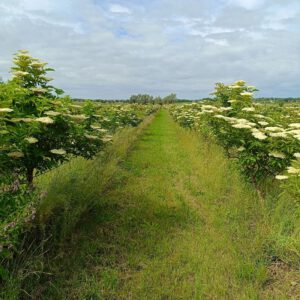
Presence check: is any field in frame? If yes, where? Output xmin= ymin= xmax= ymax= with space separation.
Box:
xmin=1 ymin=53 xmax=300 ymax=299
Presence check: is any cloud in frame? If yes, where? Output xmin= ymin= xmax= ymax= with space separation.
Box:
xmin=204 ymin=38 xmax=229 ymax=46
xmin=227 ymin=0 xmax=264 ymax=10
xmin=262 ymin=3 xmax=300 ymax=30
xmin=109 ymin=4 xmax=131 ymax=14
xmin=0 ymin=0 xmax=299 ymax=99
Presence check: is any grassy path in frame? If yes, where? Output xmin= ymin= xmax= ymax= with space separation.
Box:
xmin=41 ymin=110 xmax=267 ymax=299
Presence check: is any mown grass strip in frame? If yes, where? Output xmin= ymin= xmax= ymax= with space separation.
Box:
xmin=33 ymin=110 xmax=272 ymax=299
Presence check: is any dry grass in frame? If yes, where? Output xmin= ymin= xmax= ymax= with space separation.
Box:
xmin=263 ymin=261 xmax=300 ymax=299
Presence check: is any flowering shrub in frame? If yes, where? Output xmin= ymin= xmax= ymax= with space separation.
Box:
xmin=169 ymin=81 xmax=300 ymax=188
xmin=0 ymin=50 xmax=158 ymax=270
xmin=213 ymin=80 xmax=257 ymax=108
xmin=1 ymin=54 xmax=104 ymax=188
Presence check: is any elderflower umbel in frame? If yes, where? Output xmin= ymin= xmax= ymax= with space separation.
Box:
xmin=288 ymin=123 xmax=300 ymax=129
xmin=240 ymin=92 xmax=253 ymax=96
xmin=25 ymin=137 xmax=38 ymax=144
xmin=44 ymin=111 xmax=61 ymax=116
xmin=265 ymin=127 xmax=284 ymax=132
xmin=235 ymin=80 xmax=246 ymax=86
xmin=242 ymin=107 xmax=255 ymax=112
xmin=269 ymin=152 xmax=286 ymax=159
xmin=232 ymin=123 xmax=252 ymax=129
xmin=275 ymin=175 xmax=289 ymax=180
xmin=294 ymin=153 xmax=300 ymax=158
xmin=0 ymin=108 xmax=13 ymax=113
xmin=50 ymin=149 xmax=66 ymax=155
xmin=252 ymin=130 xmax=267 ymax=140
xmin=258 ymin=121 xmax=269 ymax=126
xmin=8 ymin=151 xmax=24 ymax=158
xmin=287 ymin=167 xmax=300 ymax=174
xmin=269 ymin=132 xmax=288 ymax=138
xmin=36 ymin=117 xmax=54 ymax=124
xmin=12 ymin=71 xmax=29 ymax=77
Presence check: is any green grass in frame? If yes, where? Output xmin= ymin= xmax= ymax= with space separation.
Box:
xmin=7 ymin=109 xmax=298 ymax=299
xmin=35 ymin=114 xmax=155 ymax=241
xmin=30 ymin=110 xmax=275 ymax=299
xmin=1 ymin=115 xmax=155 ymax=300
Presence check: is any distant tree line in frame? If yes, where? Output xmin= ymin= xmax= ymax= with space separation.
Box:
xmin=254 ymin=97 xmax=300 ymax=102
xmin=73 ymin=93 xmax=179 ymax=104
xmin=73 ymin=98 xmax=127 ymax=103
xmin=128 ymin=93 xmax=177 ymax=104
xmin=72 ymin=96 xmax=300 ymax=104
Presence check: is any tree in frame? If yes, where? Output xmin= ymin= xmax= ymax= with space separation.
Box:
xmin=0 ymin=50 xmax=105 ymax=188
xmin=162 ymin=93 xmax=177 ymax=104
xmin=154 ymin=96 xmax=162 ymax=105
xmin=212 ymin=80 xmax=258 ymax=108
xmin=129 ymin=94 xmax=154 ymax=104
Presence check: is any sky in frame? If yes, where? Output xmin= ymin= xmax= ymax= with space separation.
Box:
xmin=0 ymin=0 xmax=299 ymax=99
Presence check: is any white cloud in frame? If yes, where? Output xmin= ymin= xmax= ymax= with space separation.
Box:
xmin=0 ymin=0 xmax=299 ymax=98
xmin=204 ymin=38 xmax=229 ymax=46
xmin=20 ymin=0 xmax=62 ymax=12
xmin=262 ymin=3 xmax=300 ymax=30
xmin=188 ymin=26 xmax=240 ymax=37
xmin=228 ymin=0 xmax=264 ymax=10
xmin=109 ymin=4 xmax=131 ymax=14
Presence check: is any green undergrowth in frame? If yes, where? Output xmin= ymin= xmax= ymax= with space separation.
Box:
xmin=268 ymin=190 xmax=300 ymax=264
xmin=1 ymin=114 xmax=155 ymax=299
xmin=3 ymin=110 xmax=299 ymax=299
xmin=36 ymin=114 xmax=155 ymax=243
xmin=27 ymin=110 xmax=269 ymax=299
